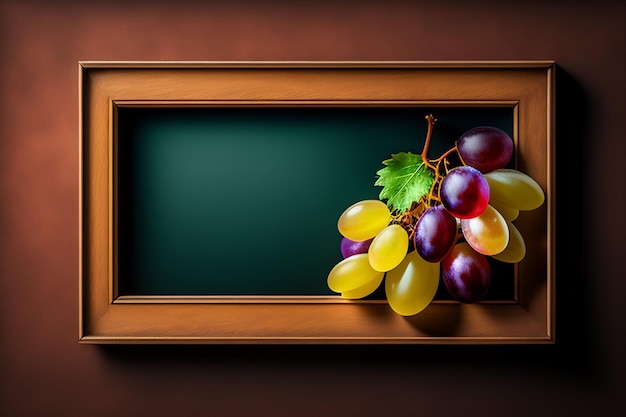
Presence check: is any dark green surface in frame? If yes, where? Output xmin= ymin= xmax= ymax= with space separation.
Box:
xmin=117 ymin=107 xmax=514 ymax=296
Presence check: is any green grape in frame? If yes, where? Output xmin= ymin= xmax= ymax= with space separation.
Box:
xmin=337 ymin=200 xmax=391 ymax=241
xmin=492 ymin=220 xmax=526 ymax=263
xmin=385 ymin=251 xmax=440 ymax=316
xmin=483 ymin=169 xmax=544 ymax=211
xmin=341 ymin=272 xmax=384 ymax=299
xmin=368 ymin=224 xmax=409 ymax=272
xmin=489 ymin=198 xmax=519 ymax=221
xmin=460 ymin=205 xmax=509 ymax=256
xmin=327 ymin=253 xmax=384 ymax=293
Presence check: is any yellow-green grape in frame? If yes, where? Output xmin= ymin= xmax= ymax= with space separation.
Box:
xmin=368 ymin=224 xmax=409 ymax=272
xmin=489 ymin=198 xmax=519 ymax=221
xmin=341 ymin=272 xmax=384 ymax=299
xmin=327 ymin=253 xmax=384 ymax=293
xmin=492 ymin=220 xmax=526 ymax=263
xmin=483 ymin=169 xmax=545 ymax=211
xmin=460 ymin=205 xmax=509 ymax=256
xmin=385 ymin=251 xmax=440 ymax=316
xmin=337 ymin=200 xmax=391 ymax=241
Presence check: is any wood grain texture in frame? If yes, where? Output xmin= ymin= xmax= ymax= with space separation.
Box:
xmin=80 ymin=63 xmax=555 ymax=343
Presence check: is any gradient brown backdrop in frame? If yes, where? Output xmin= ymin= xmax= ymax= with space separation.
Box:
xmin=1 ymin=1 xmax=624 ymax=416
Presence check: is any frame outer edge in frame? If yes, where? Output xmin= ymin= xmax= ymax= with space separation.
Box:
xmin=78 ymin=61 xmax=557 ymax=344
xmin=78 ymin=62 xmax=85 ymax=341
xmin=77 ymin=60 xmax=557 ymax=69
xmin=547 ymin=63 xmax=557 ymax=342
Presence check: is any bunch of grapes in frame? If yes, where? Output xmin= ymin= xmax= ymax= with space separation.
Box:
xmin=327 ymin=115 xmax=544 ymax=316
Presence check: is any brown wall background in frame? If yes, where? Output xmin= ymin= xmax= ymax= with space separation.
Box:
xmin=1 ymin=0 xmax=624 ymax=416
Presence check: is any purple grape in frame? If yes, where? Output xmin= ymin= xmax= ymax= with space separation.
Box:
xmin=440 ymin=166 xmax=490 ymax=219
xmin=457 ymin=126 xmax=513 ymax=173
xmin=441 ymin=242 xmax=491 ymax=303
xmin=414 ymin=205 xmax=457 ymax=263
xmin=340 ymin=237 xmax=373 ymax=258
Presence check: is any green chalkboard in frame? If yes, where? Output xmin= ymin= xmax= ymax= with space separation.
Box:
xmin=116 ymin=107 xmax=514 ymax=297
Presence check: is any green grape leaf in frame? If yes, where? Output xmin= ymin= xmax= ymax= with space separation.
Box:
xmin=374 ymin=152 xmax=435 ymax=213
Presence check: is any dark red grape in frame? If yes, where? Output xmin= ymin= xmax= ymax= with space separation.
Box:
xmin=440 ymin=166 xmax=489 ymax=219
xmin=340 ymin=237 xmax=373 ymax=258
xmin=441 ymin=242 xmax=491 ymax=303
xmin=457 ymin=126 xmax=513 ymax=173
xmin=414 ymin=205 xmax=457 ymax=262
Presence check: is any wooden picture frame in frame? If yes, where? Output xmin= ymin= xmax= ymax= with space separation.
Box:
xmin=79 ymin=61 xmax=555 ymax=344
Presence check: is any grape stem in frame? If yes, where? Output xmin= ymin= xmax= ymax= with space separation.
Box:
xmin=420 ymin=114 xmax=437 ymax=171
xmin=436 ymin=146 xmax=459 ymax=163
xmin=395 ymin=114 xmax=467 ymax=232
xmin=419 ymin=114 xmax=467 ymax=207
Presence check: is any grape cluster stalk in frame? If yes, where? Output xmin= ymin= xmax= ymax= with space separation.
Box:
xmin=327 ymin=114 xmax=544 ymax=315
